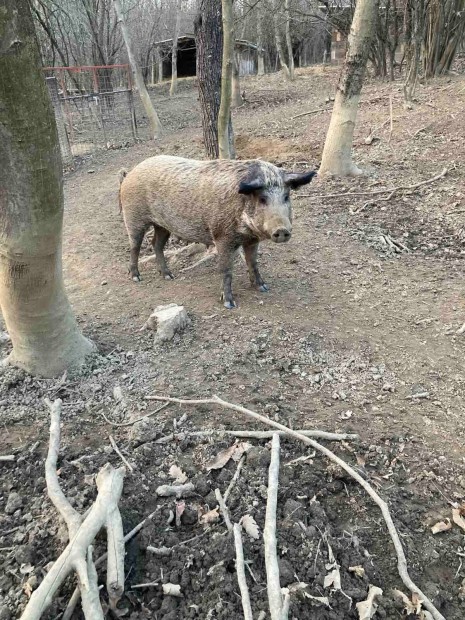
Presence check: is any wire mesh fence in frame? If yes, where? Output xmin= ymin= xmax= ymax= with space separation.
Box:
xmin=43 ymin=65 xmax=147 ymax=161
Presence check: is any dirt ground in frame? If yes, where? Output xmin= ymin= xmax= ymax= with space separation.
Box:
xmin=1 ymin=66 xmax=465 ymax=619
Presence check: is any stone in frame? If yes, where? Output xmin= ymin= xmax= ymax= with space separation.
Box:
xmin=145 ymin=304 xmax=190 ymax=343
xmin=5 ymin=492 xmax=22 ymax=515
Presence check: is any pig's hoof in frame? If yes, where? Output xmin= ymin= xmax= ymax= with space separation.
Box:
xmin=223 ymin=300 xmax=237 ymax=310
xmin=258 ymin=283 xmax=269 ymax=292
xmin=132 ymin=275 xmax=142 ymax=282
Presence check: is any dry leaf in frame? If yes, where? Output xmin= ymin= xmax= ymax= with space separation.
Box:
xmin=175 ymin=500 xmax=185 ymax=527
xmin=169 ymin=464 xmax=188 ymax=484
xmin=393 ymin=589 xmax=422 ymax=615
xmin=356 ymin=454 xmax=366 ymax=467
xmin=340 ymin=410 xmax=353 ymax=420
xmin=349 ymin=565 xmax=366 ymax=578
xmin=452 ymin=506 xmax=465 ymax=532
xmin=240 ymin=515 xmax=260 ymax=539
xmin=324 ymin=541 xmax=341 ymax=590
xmin=162 ymin=583 xmax=182 ymax=597
xmin=200 ymin=506 xmax=220 ymax=525
xmin=205 ymin=442 xmax=251 ymax=471
xmin=356 ymin=585 xmax=383 ymax=619
xmin=19 ymin=564 xmax=34 ymax=575
xmin=23 ymin=581 xmax=33 ymax=599
xmin=431 ymin=518 xmax=452 ymax=534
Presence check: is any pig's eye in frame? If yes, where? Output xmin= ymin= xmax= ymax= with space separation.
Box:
xmin=259 ymin=196 xmax=267 ymax=205
xmin=284 ymin=194 xmax=290 ymax=202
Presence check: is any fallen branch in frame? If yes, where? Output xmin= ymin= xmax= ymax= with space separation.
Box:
xmin=297 ymin=167 xmax=448 ymax=200
xmin=179 ymin=249 xmax=217 ymax=273
xmin=109 ymin=435 xmax=134 ymax=472
xmin=100 ymin=401 xmax=170 ymax=427
xmin=215 ymin=488 xmax=233 ymax=532
xmin=21 ymin=399 xmax=125 ymax=620
xmin=224 ymin=454 xmax=245 ymax=503
xmin=146 ymin=393 xmax=445 ymax=620
xmin=63 ymin=510 xmax=157 ymax=620
xmin=264 ymin=434 xmax=285 ymax=620
xmin=233 ymin=523 xmax=254 ymax=620
xmin=0 ymin=455 xmax=15 ymax=462
xmin=291 ymin=106 xmax=330 ymax=120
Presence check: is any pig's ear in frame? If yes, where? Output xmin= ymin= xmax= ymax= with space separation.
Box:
xmin=284 ymin=170 xmax=317 ymax=190
xmin=238 ymin=179 xmax=265 ymax=195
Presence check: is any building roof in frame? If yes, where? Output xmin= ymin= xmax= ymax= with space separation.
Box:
xmin=155 ymin=35 xmax=260 ymax=51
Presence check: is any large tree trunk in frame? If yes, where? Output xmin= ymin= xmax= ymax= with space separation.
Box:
xmin=284 ymin=0 xmax=295 ymax=79
xmin=170 ymin=10 xmax=181 ymax=96
xmin=0 ymin=0 xmax=94 ymax=377
xmin=274 ymin=7 xmax=291 ymax=80
xmin=319 ymin=0 xmax=379 ymax=177
xmin=113 ymin=0 xmax=162 ymax=139
xmin=218 ymin=0 xmax=235 ymax=158
xmin=195 ymin=0 xmax=223 ymax=158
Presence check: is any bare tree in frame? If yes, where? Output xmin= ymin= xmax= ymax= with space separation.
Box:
xmin=319 ymin=0 xmax=379 ymax=177
xmin=0 ymin=0 xmax=94 ymax=377
xmin=273 ymin=2 xmax=291 ymax=79
xmin=231 ymin=56 xmax=243 ymax=107
xmin=284 ymin=0 xmax=294 ymax=79
xmin=195 ymin=0 xmax=223 ymax=158
xmin=113 ymin=0 xmax=162 ymax=139
xmin=257 ymin=6 xmax=266 ymax=75
xmin=170 ymin=5 xmax=182 ymax=96
xmin=218 ymin=0 xmax=235 ymax=158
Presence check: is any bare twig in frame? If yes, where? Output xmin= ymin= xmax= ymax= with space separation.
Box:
xmin=233 ymin=523 xmax=254 ymax=620
xmin=109 ymin=435 xmax=134 ymax=472
xmin=297 ymin=167 xmax=448 ymax=200
xmin=146 ymin=394 xmax=445 ymax=620
xmin=264 ymin=434 xmax=284 ymax=620
xmin=291 ymin=106 xmax=330 ymax=120
xmin=215 ymin=488 xmax=233 ymax=532
xmin=100 ymin=401 xmax=170 ymax=427
xmin=179 ymin=249 xmax=217 ymax=273
xmin=224 ymin=454 xmax=245 ymax=503
xmin=63 ymin=510 xmax=157 ymax=619
xmin=21 ymin=399 xmax=125 ymax=620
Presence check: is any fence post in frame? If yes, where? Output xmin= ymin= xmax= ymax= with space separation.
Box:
xmin=127 ymin=89 xmax=138 ymax=141
xmin=45 ymin=77 xmax=73 ymax=166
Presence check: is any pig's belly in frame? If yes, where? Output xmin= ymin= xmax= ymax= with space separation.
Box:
xmin=149 ymin=209 xmax=214 ymax=245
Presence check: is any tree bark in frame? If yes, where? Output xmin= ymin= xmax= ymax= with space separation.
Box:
xmin=319 ymin=0 xmax=379 ymax=177
xmin=195 ymin=0 xmax=223 ymax=158
xmin=218 ymin=0 xmax=235 ymax=158
xmin=284 ymin=0 xmax=295 ymax=79
xmin=170 ymin=9 xmax=181 ymax=96
xmin=257 ymin=7 xmax=265 ymax=75
xmin=0 ymin=0 xmax=95 ymax=377
xmin=273 ymin=6 xmax=291 ymax=80
xmin=231 ymin=55 xmax=242 ymax=107
xmin=112 ymin=0 xmax=162 ymax=139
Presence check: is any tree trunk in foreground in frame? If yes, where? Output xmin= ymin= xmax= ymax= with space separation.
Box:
xmin=195 ymin=0 xmax=223 ymax=158
xmin=0 ymin=0 xmax=94 ymax=377
xmin=218 ymin=0 xmax=236 ymax=159
xmin=113 ymin=0 xmax=162 ymax=139
xmin=170 ymin=10 xmax=181 ymax=96
xmin=284 ymin=0 xmax=295 ymax=79
xmin=319 ymin=0 xmax=379 ymax=177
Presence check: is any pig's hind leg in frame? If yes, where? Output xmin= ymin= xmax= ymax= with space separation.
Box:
xmin=243 ymin=241 xmax=269 ymax=292
xmin=216 ymin=239 xmax=237 ymax=309
xmin=127 ymin=223 xmax=147 ymax=282
xmin=152 ymin=225 xmax=174 ymax=280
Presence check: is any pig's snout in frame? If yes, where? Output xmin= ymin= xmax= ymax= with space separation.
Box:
xmin=271 ymin=227 xmax=292 ymax=243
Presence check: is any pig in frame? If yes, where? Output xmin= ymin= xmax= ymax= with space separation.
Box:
xmin=118 ymin=155 xmax=316 ymax=308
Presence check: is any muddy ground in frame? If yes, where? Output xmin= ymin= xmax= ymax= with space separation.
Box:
xmin=1 ymin=65 xmax=465 ymax=619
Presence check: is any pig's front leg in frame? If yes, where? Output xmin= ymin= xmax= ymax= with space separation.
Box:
xmin=216 ymin=239 xmax=237 ymax=309
xmin=243 ymin=241 xmax=269 ymax=292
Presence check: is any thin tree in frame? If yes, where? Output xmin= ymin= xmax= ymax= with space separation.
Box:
xmin=274 ymin=1 xmax=291 ymax=80
xmin=218 ymin=0 xmax=235 ymax=158
xmin=284 ymin=0 xmax=295 ymax=79
xmin=319 ymin=0 xmax=379 ymax=177
xmin=0 ymin=0 xmax=94 ymax=377
xmin=231 ymin=56 xmax=243 ymax=107
xmin=113 ymin=0 xmax=162 ymax=139
xmin=170 ymin=6 xmax=182 ymax=96
xmin=195 ymin=0 xmax=223 ymax=158
xmin=257 ymin=6 xmax=266 ymax=75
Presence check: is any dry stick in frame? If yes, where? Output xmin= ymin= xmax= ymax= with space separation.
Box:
xmin=109 ymin=435 xmax=134 ymax=472
xmin=21 ymin=400 xmax=125 ymax=620
xmin=224 ymin=454 xmax=246 ymax=503
xmin=264 ymin=434 xmax=285 ymax=620
xmin=0 ymin=455 xmax=15 ymax=462
xmin=215 ymin=488 xmax=233 ymax=532
xmin=233 ymin=523 xmax=254 ymax=620
xmin=100 ymin=402 xmax=170 ymax=427
xmin=146 ymin=394 xmax=445 ymax=620
xmin=180 ymin=252 xmax=217 ymax=273
xmin=62 ymin=510 xmax=157 ymax=620
xmin=291 ymin=106 xmax=330 ymax=120
xmin=297 ymin=167 xmax=448 ymax=200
